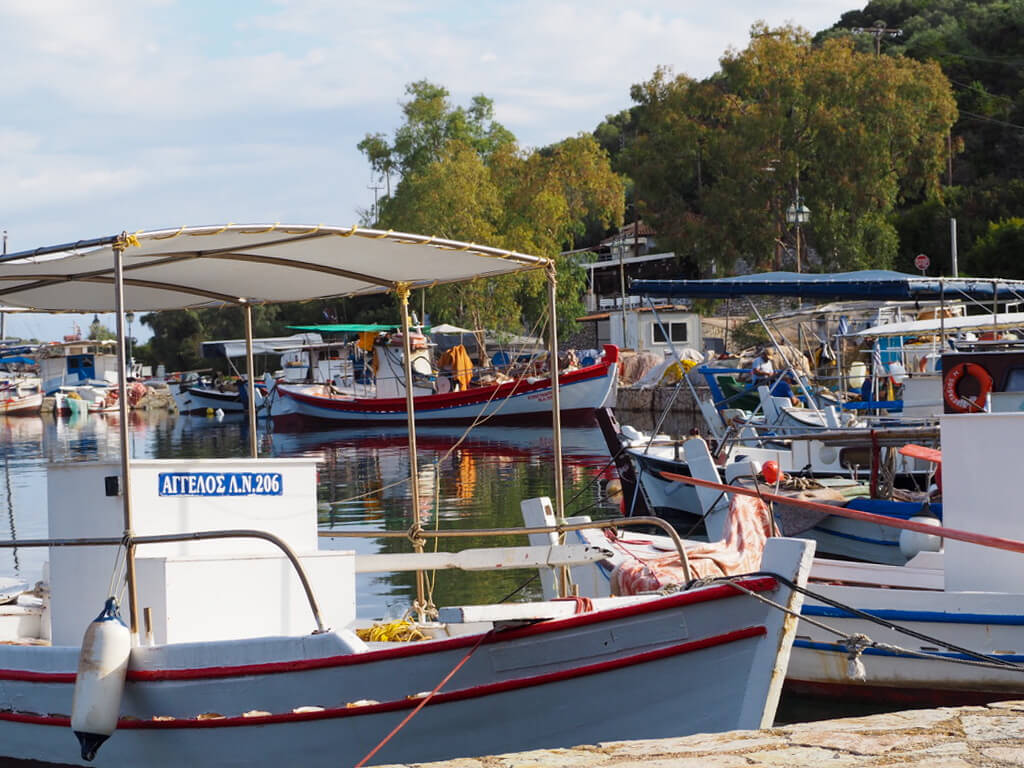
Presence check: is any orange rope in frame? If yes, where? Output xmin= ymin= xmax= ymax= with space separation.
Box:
xmin=354 ymin=630 xmax=494 ymax=768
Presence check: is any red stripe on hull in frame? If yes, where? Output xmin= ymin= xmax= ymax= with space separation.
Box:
xmin=0 ymin=624 xmax=766 ymax=730
xmin=0 ymin=577 xmax=778 ymax=684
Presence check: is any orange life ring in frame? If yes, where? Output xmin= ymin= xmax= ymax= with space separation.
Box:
xmin=943 ymin=362 xmax=993 ymax=413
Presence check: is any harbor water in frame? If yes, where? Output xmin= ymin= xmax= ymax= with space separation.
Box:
xmin=0 ymin=409 xmax=620 ymax=622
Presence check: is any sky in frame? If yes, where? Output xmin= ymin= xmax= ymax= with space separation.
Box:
xmin=0 ymin=0 xmax=856 ymax=344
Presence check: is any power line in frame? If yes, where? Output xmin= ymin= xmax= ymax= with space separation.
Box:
xmin=948 ymin=78 xmax=1017 ymax=104
xmin=959 ymin=108 xmax=1024 ymax=132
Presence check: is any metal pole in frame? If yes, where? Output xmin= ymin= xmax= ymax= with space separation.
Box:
xmin=112 ymin=234 xmax=140 ymax=640
xmin=243 ymin=303 xmax=259 ymax=458
xmin=397 ymin=283 xmax=426 ymax=618
xmin=618 ymin=238 xmax=628 ymax=347
xmin=546 ymin=263 xmax=565 ymax=519
xmin=950 ymin=218 xmax=959 ymax=277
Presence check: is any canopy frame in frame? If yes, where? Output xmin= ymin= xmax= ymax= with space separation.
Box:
xmin=0 ymin=224 xmax=561 ymax=638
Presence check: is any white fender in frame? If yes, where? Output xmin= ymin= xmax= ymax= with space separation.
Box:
xmin=71 ymin=597 xmax=131 ymax=761
xmin=899 ymin=506 xmax=944 ymax=559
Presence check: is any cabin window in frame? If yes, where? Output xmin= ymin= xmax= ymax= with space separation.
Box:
xmin=652 ymin=322 xmax=688 ymax=344
xmin=1006 ymin=368 xmax=1024 ymax=392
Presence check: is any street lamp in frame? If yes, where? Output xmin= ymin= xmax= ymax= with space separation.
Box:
xmin=786 ymin=197 xmax=811 ymax=273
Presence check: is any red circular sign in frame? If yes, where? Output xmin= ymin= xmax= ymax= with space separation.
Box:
xmin=914 ymin=253 xmax=930 ymax=271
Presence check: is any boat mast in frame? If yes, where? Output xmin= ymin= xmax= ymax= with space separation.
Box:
xmin=243 ymin=302 xmax=258 ymax=458
xmin=112 ymin=234 xmax=140 ymax=640
xmin=396 ymin=282 xmax=428 ymax=619
xmin=546 ymin=264 xmax=566 ymax=596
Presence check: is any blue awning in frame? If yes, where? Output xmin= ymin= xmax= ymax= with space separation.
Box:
xmin=629 ymin=270 xmax=1024 ymax=301
xmin=0 ymin=356 xmax=34 ymax=365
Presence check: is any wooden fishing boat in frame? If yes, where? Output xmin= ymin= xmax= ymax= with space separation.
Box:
xmin=559 ymin=410 xmax=1024 ymax=707
xmin=268 ymin=345 xmax=618 ymax=426
xmin=0 ymin=385 xmax=42 ymax=416
xmin=0 ymin=225 xmax=813 ymax=766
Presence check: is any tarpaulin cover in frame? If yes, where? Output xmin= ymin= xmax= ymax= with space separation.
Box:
xmin=610 ymin=493 xmax=773 ymax=593
xmin=0 ymin=225 xmax=549 ymax=313
xmin=630 ymin=270 xmax=1024 ymax=301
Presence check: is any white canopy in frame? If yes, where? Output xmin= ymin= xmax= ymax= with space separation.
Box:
xmin=201 ymin=333 xmax=323 ymax=359
xmin=856 ymin=311 xmax=1024 ymax=338
xmin=0 ymin=224 xmax=550 ymax=313
xmin=430 ymin=323 xmax=478 ymax=334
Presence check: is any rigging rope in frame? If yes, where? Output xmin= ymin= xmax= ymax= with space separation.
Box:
xmin=354 ymin=629 xmax=494 ymax=768
xmin=696 ymin=571 xmax=1024 ymax=674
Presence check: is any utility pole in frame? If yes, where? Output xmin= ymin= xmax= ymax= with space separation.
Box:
xmin=852 ymin=20 xmax=902 ymax=57
xmin=367 ymin=183 xmax=384 ymax=224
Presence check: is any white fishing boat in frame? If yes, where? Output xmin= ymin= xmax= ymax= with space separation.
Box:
xmin=0 ymin=379 xmax=43 ymax=416
xmin=564 ymin=410 xmax=1024 ymax=707
xmin=267 ymin=344 xmax=619 ymax=426
xmin=0 ymin=224 xmax=814 ymax=766
xmin=596 ymin=408 xmax=936 ymax=563
xmin=171 ymin=333 xmax=321 ymax=415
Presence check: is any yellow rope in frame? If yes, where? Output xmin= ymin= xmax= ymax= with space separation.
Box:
xmin=151 ymin=226 xmax=186 ymax=240
xmin=354 ymin=619 xmax=428 ymax=643
xmin=190 ymin=223 xmax=234 ymax=237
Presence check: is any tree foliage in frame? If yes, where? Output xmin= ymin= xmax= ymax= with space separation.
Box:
xmin=622 ymin=24 xmax=957 ymax=276
xmin=965 ymin=217 xmax=1024 ymax=278
xmin=363 ymin=82 xmax=625 ymax=337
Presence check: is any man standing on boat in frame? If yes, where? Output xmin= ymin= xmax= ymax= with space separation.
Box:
xmin=751 ymin=344 xmax=774 ymax=386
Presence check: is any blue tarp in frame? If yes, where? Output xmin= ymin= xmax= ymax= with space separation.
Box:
xmin=629 ymin=270 xmax=1024 ymax=301
xmin=0 ymin=356 xmax=34 ymax=365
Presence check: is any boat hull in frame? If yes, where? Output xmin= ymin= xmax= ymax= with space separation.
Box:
xmin=0 ymin=392 xmax=42 ymax=416
xmin=172 ymin=386 xmax=266 ymax=417
xmin=0 ymin=566 xmax=805 ymax=767
xmin=787 ymin=586 xmax=1024 ymax=705
xmin=269 ymin=349 xmax=618 ymax=427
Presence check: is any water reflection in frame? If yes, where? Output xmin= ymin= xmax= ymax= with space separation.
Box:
xmin=0 ymin=411 xmax=619 ymax=620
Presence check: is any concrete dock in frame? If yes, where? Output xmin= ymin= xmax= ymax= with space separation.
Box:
xmin=377 ymin=700 xmax=1024 ymax=767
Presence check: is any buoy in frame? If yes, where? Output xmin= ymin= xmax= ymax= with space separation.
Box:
xmin=205 ymin=407 xmax=215 ymax=417
xmin=899 ymin=503 xmax=944 ymax=558
xmin=761 ymin=460 xmax=782 ymax=485
xmin=215 ymin=408 xmax=225 ymax=421
xmin=943 ymin=362 xmax=993 ymax=413
xmin=71 ymin=597 xmax=131 ymax=761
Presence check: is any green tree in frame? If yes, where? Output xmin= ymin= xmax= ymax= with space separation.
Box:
xmin=367 ymin=82 xmax=625 ymax=338
xmin=965 ymin=217 xmax=1024 ymax=278
xmin=87 ymin=315 xmax=116 ymax=341
xmin=358 ymin=81 xmax=515 ymax=220
xmin=622 ymin=24 xmax=957 ymax=275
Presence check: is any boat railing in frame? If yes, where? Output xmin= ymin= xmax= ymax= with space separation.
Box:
xmin=0 ymin=529 xmax=327 ymax=634
xmin=0 ymin=517 xmax=692 ymax=637
xmin=320 ymin=516 xmax=693 ymax=584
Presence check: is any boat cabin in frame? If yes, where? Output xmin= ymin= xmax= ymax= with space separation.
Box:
xmin=36 ymin=340 xmax=121 ymax=394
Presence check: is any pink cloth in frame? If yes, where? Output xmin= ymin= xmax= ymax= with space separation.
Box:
xmin=610 ymin=494 xmax=773 ymax=595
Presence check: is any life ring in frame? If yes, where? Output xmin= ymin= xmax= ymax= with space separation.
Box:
xmin=943 ymin=362 xmax=993 ymax=413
